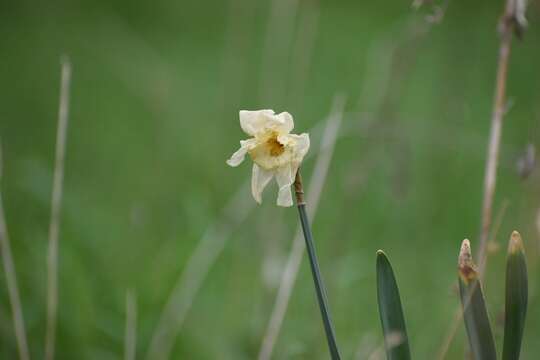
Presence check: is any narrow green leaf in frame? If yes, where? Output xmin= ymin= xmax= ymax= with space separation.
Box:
xmin=458 ymin=239 xmax=497 ymax=360
xmin=376 ymin=250 xmax=411 ymax=360
xmin=503 ymin=231 xmax=528 ymax=360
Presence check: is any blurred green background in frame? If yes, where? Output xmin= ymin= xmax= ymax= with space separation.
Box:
xmin=1 ymin=0 xmax=539 ymax=358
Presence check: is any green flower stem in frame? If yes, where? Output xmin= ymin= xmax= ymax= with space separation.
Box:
xmin=294 ymin=170 xmax=341 ymax=360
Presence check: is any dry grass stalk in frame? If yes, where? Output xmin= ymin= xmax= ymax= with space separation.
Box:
xmin=258 ymin=0 xmax=300 ymax=104
xmin=287 ymin=0 xmax=320 ymax=109
xmin=124 ymin=290 xmax=137 ymax=360
xmin=0 ymin=182 xmax=30 ymax=359
xmin=436 ymin=3 xmax=524 ymax=351
xmin=45 ymin=56 xmax=72 ymax=360
xmin=146 ymin=183 xmax=255 ymax=359
xmin=477 ymin=0 xmax=522 ymax=275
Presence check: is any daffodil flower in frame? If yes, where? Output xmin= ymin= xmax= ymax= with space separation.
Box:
xmin=227 ymin=109 xmax=310 ymax=207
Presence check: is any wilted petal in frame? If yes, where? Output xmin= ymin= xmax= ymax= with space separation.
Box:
xmin=275 ymin=165 xmax=294 ymax=207
xmin=251 ymin=164 xmax=274 ymax=204
xmin=289 ymin=133 xmax=310 ymax=160
xmin=226 ymin=139 xmax=256 ymax=167
xmin=240 ymin=110 xmax=275 ymax=136
xmin=240 ymin=109 xmax=295 ymax=137
xmin=274 ymin=111 xmax=294 ymax=134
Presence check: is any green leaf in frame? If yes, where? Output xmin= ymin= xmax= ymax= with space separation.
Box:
xmin=376 ymin=250 xmax=411 ymax=360
xmin=503 ymin=231 xmax=528 ymax=360
xmin=458 ymin=239 xmax=497 ymax=360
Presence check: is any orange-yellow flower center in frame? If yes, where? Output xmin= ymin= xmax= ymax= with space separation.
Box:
xmin=267 ymin=136 xmax=285 ymax=157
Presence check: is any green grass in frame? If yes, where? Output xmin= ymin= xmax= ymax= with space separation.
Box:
xmin=0 ymin=0 xmax=539 ymax=358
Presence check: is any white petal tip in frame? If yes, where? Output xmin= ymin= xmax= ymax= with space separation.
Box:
xmin=277 ymin=200 xmax=293 ymax=207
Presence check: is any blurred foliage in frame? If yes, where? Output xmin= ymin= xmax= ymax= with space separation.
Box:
xmin=1 ymin=0 xmax=540 ymax=358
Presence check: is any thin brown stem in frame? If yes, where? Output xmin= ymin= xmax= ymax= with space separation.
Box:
xmin=293 ymin=171 xmax=305 ymax=205
xmin=477 ymin=0 xmax=518 ymax=276
xmin=45 ymin=56 xmax=72 ymax=360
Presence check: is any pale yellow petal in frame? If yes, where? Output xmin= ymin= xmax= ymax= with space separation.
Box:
xmin=275 ymin=165 xmax=294 ymax=207
xmin=251 ymin=164 xmax=274 ymax=204
xmin=289 ymin=133 xmax=310 ymax=162
xmin=240 ymin=110 xmax=274 ymax=136
xmin=226 ymin=139 xmax=257 ymax=167
xmin=240 ymin=109 xmax=294 ymax=137
xmin=274 ymin=111 xmax=294 ymax=134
